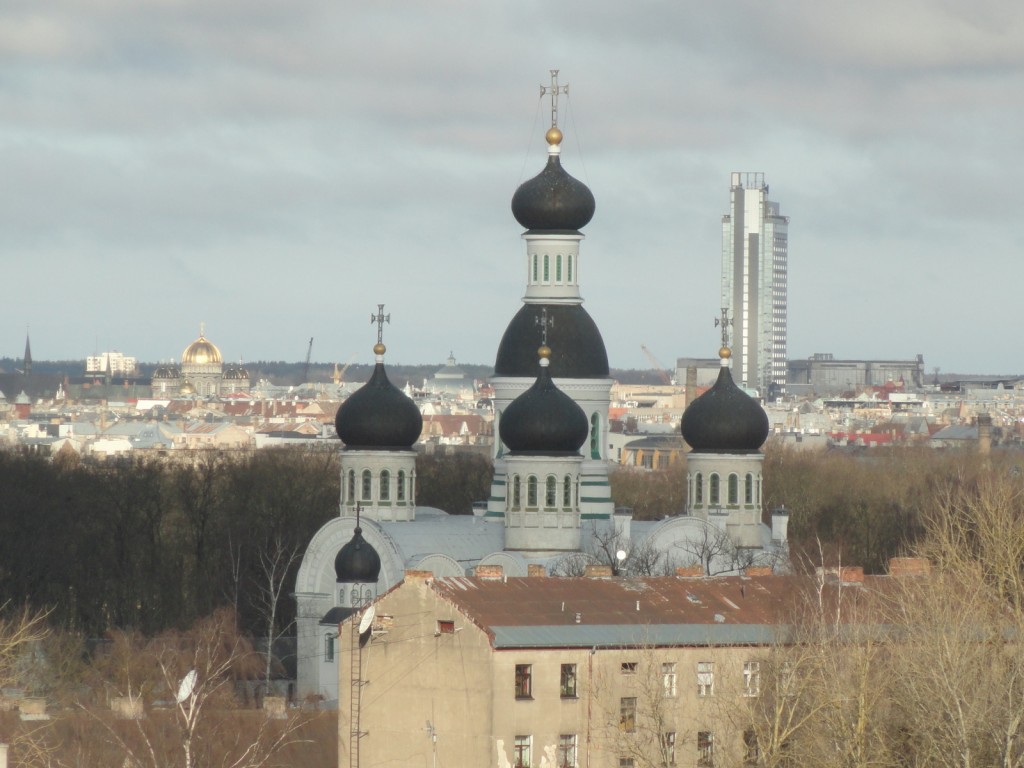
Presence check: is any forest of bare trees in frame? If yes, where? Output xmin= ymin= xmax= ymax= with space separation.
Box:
xmin=4 ymin=442 xmax=1024 ymax=765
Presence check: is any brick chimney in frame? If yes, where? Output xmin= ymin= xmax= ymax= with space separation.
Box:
xmin=977 ymin=413 xmax=992 ymax=455
xmin=476 ymin=564 xmax=504 ymax=580
xmin=584 ymin=565 xmax=613 ymax=578
xmin=528 ymin=564 xmax=547 ymax=577
xmin=675 ymin=565 xmax=704 ymax=577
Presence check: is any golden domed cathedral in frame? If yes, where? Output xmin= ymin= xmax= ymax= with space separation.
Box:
xmin=151 ymin=325 xmax=250 ymax=398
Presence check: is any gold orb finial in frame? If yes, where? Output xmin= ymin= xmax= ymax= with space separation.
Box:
xmin=719 ymin=346 xmax=732 ymax=360
xmin=538 ymin=345 xmax=552 ymax=360
xmin=373 ymin=342 xmax=386 ymax=356
xmin=545 ymin=126 xmax=563 ymax=146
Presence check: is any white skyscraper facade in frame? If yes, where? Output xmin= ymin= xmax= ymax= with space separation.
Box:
xmin=721 ymin=172 xmax=789 ymax=397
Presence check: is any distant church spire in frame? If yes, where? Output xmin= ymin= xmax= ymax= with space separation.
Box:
xmin=23 ymin=330 xmax=32 ymax=378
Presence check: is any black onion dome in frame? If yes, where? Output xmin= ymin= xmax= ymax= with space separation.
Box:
xmin=681 ymin=366 xmax=770 ymax=452
xmin=499 ymin=356 xmax=589 ymax=455
xmin=335 ymin=526 xmax=381 ymax=584
xmin=495 ymin=304 xmax=608 ymax=378
xmin=511 ymin=155 xmax=595 ymax=232
xmin=335 ymin=363 xmax=422 ymax=449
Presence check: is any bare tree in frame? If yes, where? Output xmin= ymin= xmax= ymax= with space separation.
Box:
xmin=0 ymin=603 xmax=56 ymax=767
xmin=673 ymin=525 xmax=735 ymax=576
xmin=250 ymin=535 xmax=302 ymax=696
xmin=87 ymin=609 xmax=313 ymax=768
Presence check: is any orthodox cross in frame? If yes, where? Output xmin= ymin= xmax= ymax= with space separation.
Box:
xmin=714 ymin=307 xmax=732 ymax=348
xmin=540 ymin=69 xmax=569 ymax=129
xmin=535 ymin=307 xmax=555 ymax=345
xmin=370 ymin=304 xmax=390 ymax=344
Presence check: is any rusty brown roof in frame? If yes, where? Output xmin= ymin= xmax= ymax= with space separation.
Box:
xmin=426 ymin=574 xmax=895 ymax=649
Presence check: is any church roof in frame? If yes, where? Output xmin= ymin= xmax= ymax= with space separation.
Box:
xmin=335 ymin=526 xmax=382 ymax=584
xmin=182 ymin=333 xmax=222 ymax=365
xmin=681 ymin=359 xmax=769 ymax=453
xmin=494 ymin=303 xmax=608 ymax=379
xmin=335 ymin=360 xmax=423 ymax=450
xmin=499 ymin=347 xmax=588 ymax=455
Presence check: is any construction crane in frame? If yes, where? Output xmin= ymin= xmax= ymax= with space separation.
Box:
xmin=640 ymin=344 xmax=673 ymax=385
xmin=303 ymin=337 xmax=313 ymax=384
xmin=334 ymin=353 xmax=358 ymax=385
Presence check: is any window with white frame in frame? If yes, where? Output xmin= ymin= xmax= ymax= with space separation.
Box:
xmin=324 ymin=633 xmax=335 ymax=662
xmin=514 ymin=735 xmax=531 ymax=768
xmin=662 ymin=662 xmax=677 ymax=697
xmin=697 ymin=661 xmax=714 ymax=697
xmin=743 ymin=661 xmax=760 ymax=697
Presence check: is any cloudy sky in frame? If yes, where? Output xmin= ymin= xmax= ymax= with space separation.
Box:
xmin=3 ymin=1 xmax=1022 ymax=374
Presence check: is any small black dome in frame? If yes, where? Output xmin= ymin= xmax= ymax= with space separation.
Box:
xmin=335 ymin=526 xmax=381 ymax=584
xmin=511 ymin=155 xmax=595 ymax=232
xmin=495 ymin=304 xmax=608 ymax=378
xmin=335 ymin=363 xmax=422 ymax=449
xmin=499 ymin=354 xmax=589 ymax=455
xmin=681 ymin=365 xmax=769 ymax=452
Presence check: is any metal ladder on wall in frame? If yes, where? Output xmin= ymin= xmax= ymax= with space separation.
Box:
xmin=349 ymin=608 xmax=367 ymax=768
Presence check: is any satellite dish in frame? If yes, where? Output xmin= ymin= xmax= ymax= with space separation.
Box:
xmin=175 ymin=669 xmax=197 ymax=703
xmin=358 ymin=605 xmax=376 ymax=634
xmin=616 ymin=549 xmax=627 ymax=562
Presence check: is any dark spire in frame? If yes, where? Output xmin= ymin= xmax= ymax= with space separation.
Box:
xmin=23 ymin=331 xmax=32 ymax=378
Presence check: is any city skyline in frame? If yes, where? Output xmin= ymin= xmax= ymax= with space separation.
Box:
xmin=3 ymin=2 xmax=1022 ymax=374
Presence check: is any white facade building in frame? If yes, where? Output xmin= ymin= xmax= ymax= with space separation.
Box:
xmin=721 ymin=172 xmax=789 ymax=397
xmin=86 ymin=351 xmax=138 ymax=376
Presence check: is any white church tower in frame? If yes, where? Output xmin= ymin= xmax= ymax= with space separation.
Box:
xmin=488 ymin=70 xmax=614 ymax=526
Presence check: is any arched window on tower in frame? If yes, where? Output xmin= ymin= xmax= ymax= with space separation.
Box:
xmin=563 ymin=475 xmax=572 ymax=508
xmin=728 ymin=474 xmax=739 ymax=506
xmin=532 ymin=254 xmax=538 ymax=282
xmin=512 ymin=474 xmax=521 ymax=510
xmin=745 ymin=473 xmax=754 ymax=505
xmin=347 ymin=470 xmax=355 ymax=504
xmin=380 ymin=469 xmax=390 ymax=502
xmin=361 ymin=469 xmax=372 ymax=501
xmin=709 ymin=473 xmax=720 ymax=506
xmin=397 ymin=470 xmax=406 ymax=503
xmin=590 ymin=413 xmax=601 ymax=460
xmin=545 ymin=475 xmax=557 ymax=508
xmin=694 ymin=472 xmax=703 ymax=506
xmin=527 ymin=476 xmax=538 ymax=508
xmin=568 ymin=254 xmax=574 ymax=282
xmin=543 ymin=253 xmax=550 ymax=282
xmin=556 ymin=254 xmax=562 ymax=281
